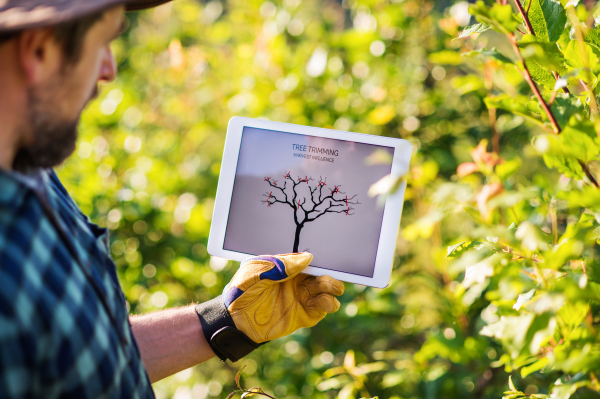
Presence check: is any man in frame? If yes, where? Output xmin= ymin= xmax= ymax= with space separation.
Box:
xmin=0 ymin=1 xmax=345 ymax=397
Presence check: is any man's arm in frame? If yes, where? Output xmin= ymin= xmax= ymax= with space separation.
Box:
xmin=130 ymin=305 xmax=215 ymax=383
xmin=130 ymin=253 xmax=344 ymax=383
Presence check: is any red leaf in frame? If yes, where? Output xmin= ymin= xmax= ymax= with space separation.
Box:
xmin=470 ymin=140 xmax=504 ymax=168
xmin=457 ymin=162 xmax=479 ymax=177
xmin=235 ymin=365 xmax=246 ymax=390
xmin=476 ymin=181 xmax=503 ymax=219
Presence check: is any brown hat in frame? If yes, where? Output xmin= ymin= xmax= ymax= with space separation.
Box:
xmin=0 ymin=0 xmax=173 ymax=32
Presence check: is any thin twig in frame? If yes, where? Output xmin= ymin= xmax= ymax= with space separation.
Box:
xmin=514 ymin=0 xmax=570 ymax=94
xmin=580 ymin=79 xmax=600 ymax=139
xmin=578 ymin=160 xmax=600 ymax=188
xmin=507 ymin=34 xmax=561 ymax=133
xmin=513 ymin=0 xmax=534 ymax=35
xmin=505 ymin=18 xmax=599 ymax=187
xmin=552 ymin=71 xmax=570 ymax=94
xmin=567 ymin=5 xmax=600 ymax=138
xmin=485 ymin=64 xmax=501 ymax=154
xmin=550 ymin=197 xmax=558 ymax=246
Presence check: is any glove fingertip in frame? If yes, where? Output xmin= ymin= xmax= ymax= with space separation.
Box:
xmin=278 ymin=252 xmax=313 ymax=277
xmin=332 ymin=297 xmax=341 ymax=313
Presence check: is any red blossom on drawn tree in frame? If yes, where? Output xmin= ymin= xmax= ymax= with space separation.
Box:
xmin=262 ymin=172 xmax=360 ymax=252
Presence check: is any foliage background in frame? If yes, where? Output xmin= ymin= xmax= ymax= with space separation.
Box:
xmin=56 ymin=0 xmax=600 ymax=398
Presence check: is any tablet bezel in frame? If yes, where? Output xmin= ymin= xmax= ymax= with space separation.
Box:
xmin=208 ymin=116 xmax=412 ymax=288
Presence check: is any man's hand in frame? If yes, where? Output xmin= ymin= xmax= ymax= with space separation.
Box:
xmin=225 ymin=252 xmax=345 ymax=343
xmin=195 ymin=252 xmax=345 ymax=362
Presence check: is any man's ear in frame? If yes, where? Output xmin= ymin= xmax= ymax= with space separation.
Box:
xmin=15 ymin=28 xmax=63 ymax=85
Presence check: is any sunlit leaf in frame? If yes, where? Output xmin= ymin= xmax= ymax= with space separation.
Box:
xmin=457 ymin=22 xmax=491 ymax=39
xmin=447 ymin=241 xmax=487 ymax=258
xmin=524 ymin=0 xmax=567 ymax=42
xmin=563 ymin=40 xmax=600 ymax=70
xmin=463 ymin=48 xmax=514 ymax=64
xmin=241 ymin=388 xmax=266 ymax=398
xmin=518 ymin=35 xmax=566 ymax=73
xmin=428 ymin=50 xmax=463 ymax=65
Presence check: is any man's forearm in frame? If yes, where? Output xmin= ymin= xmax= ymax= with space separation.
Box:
xmin=130 ymin=305 xmax=215 ymax=383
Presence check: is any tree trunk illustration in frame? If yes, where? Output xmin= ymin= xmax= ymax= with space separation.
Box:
xmin=293 ymin=223 xmax=304 ymax=253
xmin=262 ymin=173 xmax=359 ymax=253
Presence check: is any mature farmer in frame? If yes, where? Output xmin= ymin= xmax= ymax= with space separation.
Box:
xmin=0 ymin=1 xmax=345 ymax=397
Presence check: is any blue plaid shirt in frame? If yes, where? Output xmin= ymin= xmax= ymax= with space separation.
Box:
xmin=0 ymin=169 xmax=154 ymax=398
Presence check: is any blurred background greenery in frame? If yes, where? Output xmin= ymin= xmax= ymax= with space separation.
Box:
xmin=55 ymin=0 xmax=576 ymax=397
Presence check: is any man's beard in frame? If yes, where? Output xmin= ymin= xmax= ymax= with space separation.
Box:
xmin=12 ymin=84 xmax=98 ymax=173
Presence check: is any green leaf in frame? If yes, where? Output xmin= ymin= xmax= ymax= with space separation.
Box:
xmin=241 ymin=388 xmax=267 ymax=398
xmin=560 ymin=119 xmax=600 ymax=161
xmin=451 ymin=75 xmax=485 ymax=94
xmin=518 ymin=35 xmax=566 ymax=73
xmin=521 ymin=356 xmax=550 ymax=377
xmin=557 ymin=26 xmax=570 ymax=48
xmin=469 ymin=2 xmax=519 ymax=34
xmin=463 ymin=48 xmax=514 ymax=64
xmin=558 ymin=301 xmax=589 ymax=327
xmin=513 ymin=289 xmax=536 ymax=311
xmin=484 ymin=95 xmax=546 ymax=126
xmin=584 ymin=26 xmax=600 ymax=50
xmin=508 ymin=375 xmax=518 ymax=392
xmin=428 ymin=50 xmax=463 ymax=65
xmin=587 ymin=260 xmax=600 ymax=284
xmin=550 ymin=95 xmax=584 ymax=129
xmin=524 ymin=0 xmax=567 ymax=42
xmin=457 ymin=22 xmax=491 ymax=39
xmin=563 ymin=40 xmax=600 ymax=70
xmin=557 ymin=185 xmax=600 ymax=209
xmin=543 ymin=152 xmax=584 ymax=179
xmin=489 ymin=4 xmax=520 ymax=33
xmin=447 ymin=241 xmax=487 ymax=258
xmin=524 ymin=58 xmax=558 ymax=90
xmin=550 ymin=379 xmax=591 ymax=399
xmin=480 ymin=314 xmax=535 ymax=358
xmin=538 ymin=132 xmax=584 ymax=178
xmin=496 ymin=158 xmax=522 ymax=180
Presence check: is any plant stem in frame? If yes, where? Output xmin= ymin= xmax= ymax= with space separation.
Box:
xmin=507 ymin=34 xmax=561 ymax=134
xmin=485 ymin=65 xmax=501 ymax=154
xmin=566 ymin=5 xmax=600 ymax=139
xmin=552 ymin=72 xmax=571 ymax=94
xmin=507 ymin=26 xmax=600 ymax=187
xmin=550 ymin=197 xmax=557 ymax=246
xmin=578 ymin=160 xmax=600 ymax=188
xmin=513 ymin=0 xmax=570 ymax=94
xmin=513 ymin=0 xmax=534 ymax=35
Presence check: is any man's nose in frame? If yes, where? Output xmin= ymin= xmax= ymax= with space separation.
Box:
xmin=99 ymin=45 xmax=117 ymax=82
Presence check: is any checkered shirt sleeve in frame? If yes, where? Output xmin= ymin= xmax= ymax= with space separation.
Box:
xmin=0 ymin=170 xmax=154 ymax=399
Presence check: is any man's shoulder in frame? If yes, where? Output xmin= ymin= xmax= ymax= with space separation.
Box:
xmin=0 ymin=169 xmax=54 ymax=252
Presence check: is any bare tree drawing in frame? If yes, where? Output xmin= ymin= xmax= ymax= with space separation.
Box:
xmin=261 ymin=172 xmax=360 ymax=252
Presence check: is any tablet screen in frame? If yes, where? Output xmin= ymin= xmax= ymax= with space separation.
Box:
xmin=223 ymin=126 xmax=394 ymax=277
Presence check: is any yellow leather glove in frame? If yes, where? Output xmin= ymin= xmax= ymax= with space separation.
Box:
xmin=195 ymin=253 xmax=345 ymax=362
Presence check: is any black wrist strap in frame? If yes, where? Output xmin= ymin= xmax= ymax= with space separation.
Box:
xmin=195 ymin=296 xmax=265 ymax=362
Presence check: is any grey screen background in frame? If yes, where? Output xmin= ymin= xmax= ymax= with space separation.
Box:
xmin=223 ymin=126 xmax=394 ymax=277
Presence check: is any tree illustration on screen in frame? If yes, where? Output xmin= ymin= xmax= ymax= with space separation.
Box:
xmin=261 ymin=172 xmax=360 ymax=253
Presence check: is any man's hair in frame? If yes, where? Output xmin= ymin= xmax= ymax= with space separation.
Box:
xmin=0 ymin=10 xmax=104 ymax=63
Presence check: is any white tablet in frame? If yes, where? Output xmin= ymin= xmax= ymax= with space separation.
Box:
xmin=208 ymin=117 xmax=412 ymax=288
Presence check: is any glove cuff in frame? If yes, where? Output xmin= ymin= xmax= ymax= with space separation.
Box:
xmin=195 ymin=296 xmax=265 ymax=362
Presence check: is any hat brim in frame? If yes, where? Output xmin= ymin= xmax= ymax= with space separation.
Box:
xmin=0 ymin=0 xmax=173 ymax=32
xmin=125 ymin=0 xmax=172 ymax=11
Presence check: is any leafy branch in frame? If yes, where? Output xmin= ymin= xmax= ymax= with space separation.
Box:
xmin=465 ymin=0 xmax=600 ymax=187
xmin=227 ymin=367 xmax=279 ymax=399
